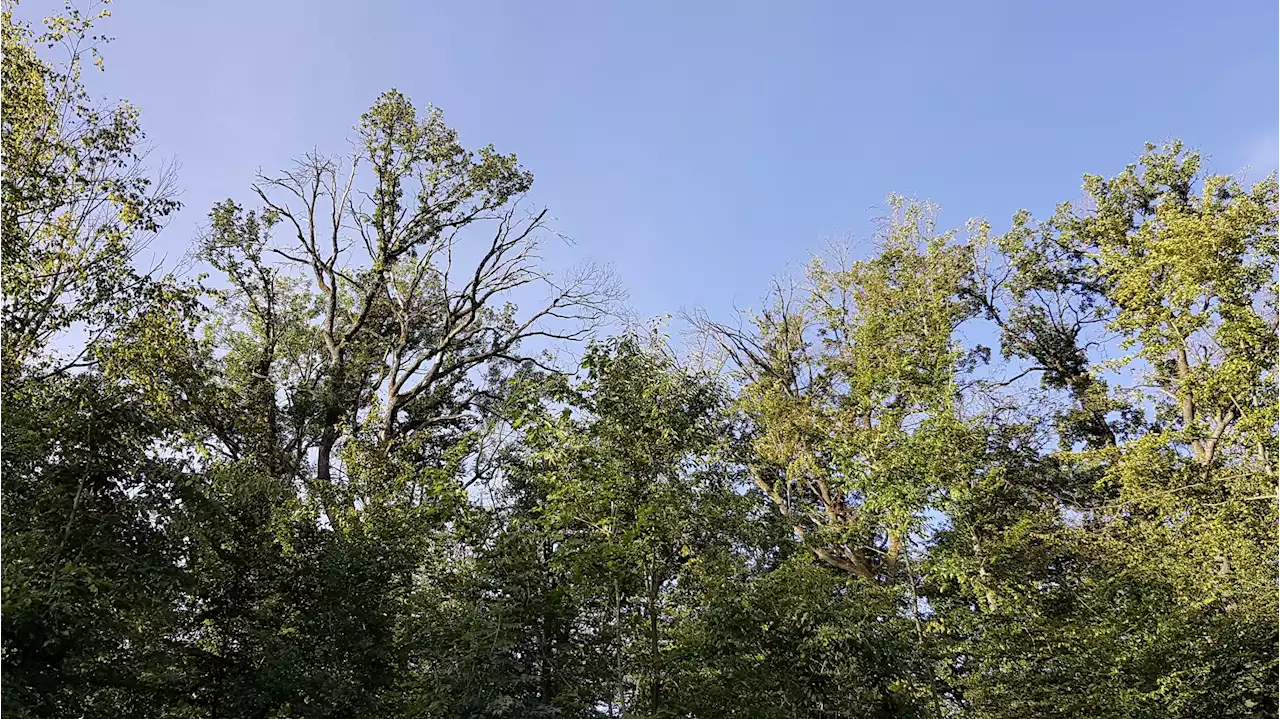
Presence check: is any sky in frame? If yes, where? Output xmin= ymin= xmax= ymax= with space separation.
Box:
xmin=53 ymin=0 xmax=1280 ymax=327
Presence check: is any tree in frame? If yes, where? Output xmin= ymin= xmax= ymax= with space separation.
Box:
xmin=149 ymin=88 xmax=622 ymax=716
xmin=931 ymin=142 xmax=1279 ymax=718
xmin=1 ymin=0 xmax=180 ymax=380
xmin=201 ymin=89 xmax=620 ymax=534
xmin=2 ymin=4 xmax=200 ymax=717
xmin=695 ymin=197 xmax=984 ymax=585
xmin=419 ymin=337 xmax=747 ymax=716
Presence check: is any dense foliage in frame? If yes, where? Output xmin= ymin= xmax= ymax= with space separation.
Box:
xmin=3 ymin=4 xmax=1276 ymax=717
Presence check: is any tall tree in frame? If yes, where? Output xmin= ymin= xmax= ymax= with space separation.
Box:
xmin=201 ymin=90 xmax=619 ymax=534
xmin=2 ymin=3 xmax=200 ymax=717
xmin=696 ymin=197 xmax=983 ymax=584
xmin=931 ymin=142 xmax=1279 ymax=718
xmin=155 ymin=88 xmax=621 ymax=716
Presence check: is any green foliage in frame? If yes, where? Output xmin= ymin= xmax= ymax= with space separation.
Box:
xmin=729 ymin=197 xmax=985 ymax=582
xmin=2 ymin=374 xmax=188 ymax=718
xmin=1 ymin=5 xmax=199 ymax=717
xmin=1 ymin=0 xmax=182 ymax=379
xmin=931 ymin=142 xmax=1278 ymax=718
xmin=665 ymin=556 xmax=932 ymax=718
xmin=1 ymin=7 xmax=1274 ymax=718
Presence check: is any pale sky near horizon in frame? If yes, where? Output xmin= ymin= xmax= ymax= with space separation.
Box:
xmin=44 ymin=0 xmax=1280 ymax=327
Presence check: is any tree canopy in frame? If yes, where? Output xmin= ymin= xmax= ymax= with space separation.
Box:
xmin=2 ymin=4 xmax=1276 ymax=718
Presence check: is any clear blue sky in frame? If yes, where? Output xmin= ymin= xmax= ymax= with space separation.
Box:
xmin=77 ymin=0 xmax=1278 ymax=323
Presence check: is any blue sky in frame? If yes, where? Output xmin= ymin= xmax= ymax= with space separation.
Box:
xmin=75 ymin=0 xmax=1278 ymax=325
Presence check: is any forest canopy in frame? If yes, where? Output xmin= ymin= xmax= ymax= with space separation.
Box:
xmin=2 ymin=3 xmax=1277 ymax=718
